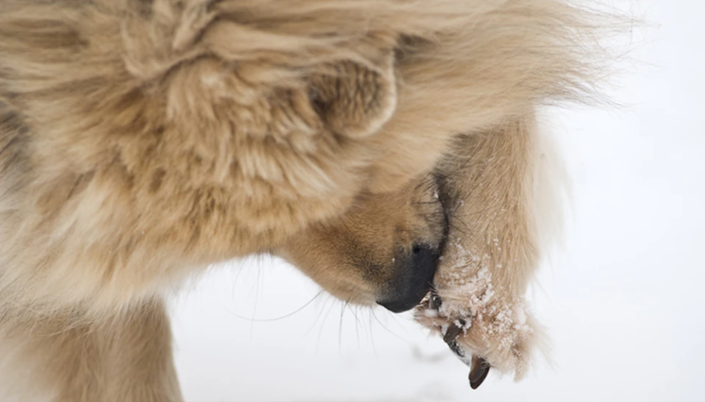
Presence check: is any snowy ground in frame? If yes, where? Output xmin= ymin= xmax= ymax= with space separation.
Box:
xmin=171 ymin=2 xmax=705 ymax=401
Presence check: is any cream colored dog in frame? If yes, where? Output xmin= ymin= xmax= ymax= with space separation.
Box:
xmin=0 ymin=0 xmax=612 ymax=400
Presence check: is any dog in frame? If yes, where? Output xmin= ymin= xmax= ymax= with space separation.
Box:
xmin=0 ymin=0 xmax=611 ymax=400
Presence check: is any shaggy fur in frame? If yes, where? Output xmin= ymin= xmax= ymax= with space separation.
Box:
xmin=0 ymin=0 xmax=613 ymax=400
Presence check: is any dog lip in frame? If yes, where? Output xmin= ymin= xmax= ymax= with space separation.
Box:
xmin=376 ymin=299 xmax=416 ymax=313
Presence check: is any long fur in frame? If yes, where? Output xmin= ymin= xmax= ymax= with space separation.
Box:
xmin=0 ymin=0 xmax=616 ymax=400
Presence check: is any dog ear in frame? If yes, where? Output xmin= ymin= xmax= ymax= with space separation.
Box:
xmin=116 ymin=0 xmax=399 ymax=141
xmin=307 ymin=55 xmax=397 ymax=140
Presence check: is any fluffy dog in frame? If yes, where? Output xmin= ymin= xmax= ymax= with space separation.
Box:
xmin=0 ymin=0 xmax=612 ymax=400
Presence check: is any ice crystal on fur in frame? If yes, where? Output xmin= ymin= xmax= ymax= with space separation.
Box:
xmin=416 ymin=236 xmax=538 ymax=380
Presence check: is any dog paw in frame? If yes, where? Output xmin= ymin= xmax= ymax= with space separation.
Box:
xmin=414 ymin=276 xmax=542 ymax=387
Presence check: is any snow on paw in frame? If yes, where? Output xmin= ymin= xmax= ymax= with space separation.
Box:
xmin=414 ymin=269 xmax=543 ymax=385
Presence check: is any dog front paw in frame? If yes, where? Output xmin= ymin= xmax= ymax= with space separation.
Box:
xmin=415 ymin=278 xmax=542 ymax=387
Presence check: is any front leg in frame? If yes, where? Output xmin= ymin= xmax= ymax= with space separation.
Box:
xmin=0 ymin=299 xmax=183 ymax=402
xmin=416 ymin=113 xmax=560 ymax=381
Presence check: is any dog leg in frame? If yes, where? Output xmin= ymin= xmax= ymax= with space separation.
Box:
xmin=416 ymin=112 xmax=560 ymax=380
xmin=0 ymin=299 xmax=183 ymax=402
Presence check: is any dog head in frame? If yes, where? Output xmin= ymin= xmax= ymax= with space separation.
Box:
xmin=279 ymin=173 xmax=450 ymax=312
xmin=260 ymin=0 xmax=597 ymax=315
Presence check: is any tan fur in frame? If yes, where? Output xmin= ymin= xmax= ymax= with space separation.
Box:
xmin=0 ymin=0 xmax=613 ymax=400
xmin=280 ymin=175 xmax=447 ymax=305
xmin=0 ymin=300 xmax=182 ymax=402
xmin=414 ymin=115 xmax=549 ymax=379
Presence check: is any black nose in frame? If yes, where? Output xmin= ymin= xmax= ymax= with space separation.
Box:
xmin=377 ymin=245 xmax=439 ymax=313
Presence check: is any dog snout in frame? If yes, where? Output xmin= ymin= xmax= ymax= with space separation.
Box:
xmin=376 ymin=244 xmax=439 ymax=313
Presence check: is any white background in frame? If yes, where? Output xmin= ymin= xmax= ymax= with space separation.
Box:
xmin=171 ymin=1 xmax=705 ymax=401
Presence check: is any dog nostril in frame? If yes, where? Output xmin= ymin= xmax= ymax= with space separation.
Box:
xmin=377 ymin=245 xmax=439 ymax=313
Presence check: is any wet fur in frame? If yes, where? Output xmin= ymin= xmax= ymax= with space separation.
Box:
xmin=0 ymin=0 xmax=610 ymax=400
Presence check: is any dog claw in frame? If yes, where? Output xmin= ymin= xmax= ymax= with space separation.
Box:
xmin=442 ymin=320 xmax=464 ymax=344
xmin=442 ymin=320 xmax=473 ymax=369
xmin=429 ymin=291 xmax=442 ymax=310
xmin=469 ymin=356 xmax=491 ymax=390
xmin=427 ymin=294 xmax=490 ymax=390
